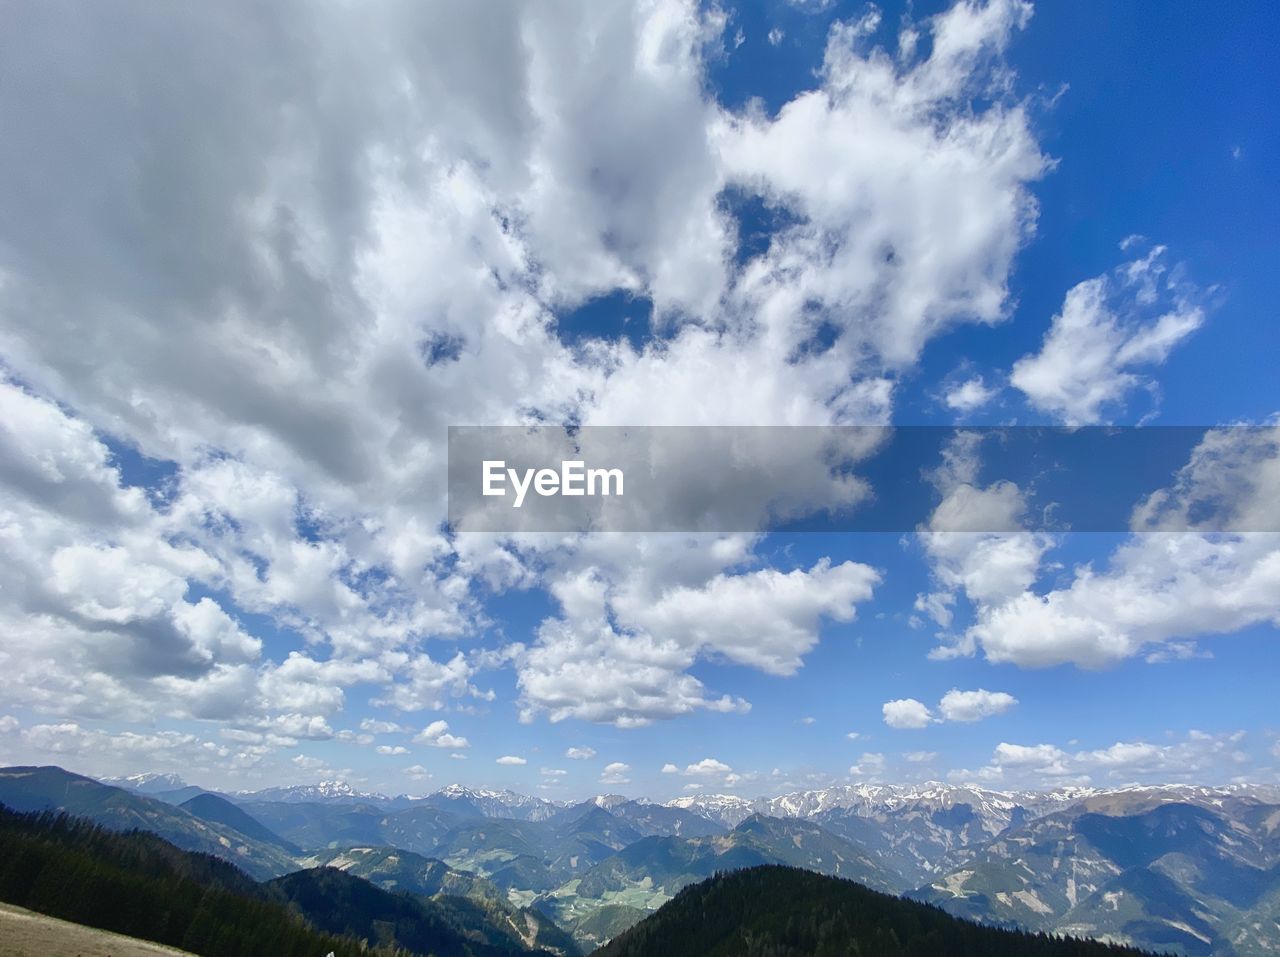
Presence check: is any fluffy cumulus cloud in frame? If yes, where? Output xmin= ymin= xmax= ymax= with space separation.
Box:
xmin=1011 ymin=244 xmax=1204 ymax=425
xmin=883 ymin=699 xmax=935 ymax=729
xmin=496 ymin=755 xmax=527 ymax=766
xmin=944 ymin=376 xmax=1000 ymax=414
xmin=884 ymin=688 xmax=1017 ymax=728
xmin=664 ymin=757 xmax=733 ymax=776
xmin=850 ymin=752 xmax=887 ymax=777
xmin=937 ymin=688 xmax=1018 ymax=722
xmin=0 ymin=0 xmax=1072 ymax=783
xmin=600 ymin=762 xmax=632 ymax=785
xmin=513 ymin=551 xmax=878 ymax=727
xmin=0 ymin=722 xmax=236 ymax=782
xmin=361 ymin=718 xmax=409 ymax=735
xmin=917 ymin=432 xmax=1052 ymax=639
xmin=906 ymin=421 xmax=1280 ymax=677
xmin=957 ymin=730 xmax=1252 ymax=786
xmin=958 ymin=427 xmax=1280 ymax=668
xmin=414 ymin=720 xmax=470 ymax=750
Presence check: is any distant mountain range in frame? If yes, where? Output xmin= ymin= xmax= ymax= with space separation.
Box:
xmin=915 ymin=793 xmax=1280 ymax=957
xmin=5 ymin=765 xmax=1280 ymax=955
xmin=0 ymin=797 xmax=1161 ymax=957
xmin=0 ymin=801 xmax=565 ymax=956
xmin=0 ymin=766 xmax=299 ymax=880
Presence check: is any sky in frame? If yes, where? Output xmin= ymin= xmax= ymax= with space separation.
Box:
xmin=0 ymin=0 xmax=1277 ymax=801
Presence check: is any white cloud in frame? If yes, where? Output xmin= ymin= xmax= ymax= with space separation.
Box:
xmin=622 ymin=559 xmax=880 ymax=677
xmin=914 ymin=591 xmax=956 ymax=628
xmin=495 ymin=755 xmax=527 ymax=766
xmin=414 ymin=720 xmax=470 ymax=750
xmin=767 ymin=27 xmax=784 ymax=46
xmin=919 ymin=426 xmax=1280 ymax=669
xmin=977 ymin=730 xmax=1252 ymax=785
xmin=849 ymin=752 xmax=886 ymax=777
xmin=540 ymin=767 xmax=567 ymax=777
xmin=600 ymin=761 xmax=631 ymax=785
xmin=404 ymin=764 xmax=431 ymax=781
xmin=683 ymin=758 xmax=732 ymax=776
xmin=375 ymin=745 xmax=408 ymax=755
xmin=944 ymin=376 xmax=999 ymax=414
xmin=1144 ymin=641 xmax=1212 ymax=664
xmin=845 ymin=731 xmax=861 ymax=741
xmin=565 ymin=746 xmax=597 ymax=760
xmin=0 ymin=0 xmax=1064 ymax=781
xmin=968 ymin=530 xmax=1280 ymax=671
xmin=7 ymin=723 xmax=234 ymax=783
xmin=361 ymin=718 xmax=408 ymax=734
xmin=991 ymin=742 xmax=1070 ymax=775
xmin=0 ymin=715 xmax=19 ymax=734
xmin=918 ymin=433 xmax=1053 ymax=644
xmin=883 ymin=688 xmax=1017 ymax=730
xmin=720 ymin=0 xmax=1044 ymax=368
xmin=375 ymin=652 xmax=481 ymax=713
xmin=787 ymin=0 xmax=835 ymax=13
xmin=937 ymin=688 xmax=1018 ymax=722
xmin=903 ymin=751 xmax=938 ymax=763
xmin=882 ymin=698 xmax=934 ymax=729
xmin=261 ymin=713 xmax=335 ymax=741
xmin=1011 ymin=245 xmax=1203 ymax=425
xmin=517 ymin=556 xmax=876 ymax=727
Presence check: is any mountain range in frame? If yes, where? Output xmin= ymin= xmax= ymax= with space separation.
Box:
xmin=4 ymin=765 xmax=1280 ymax=955
xmin=916 ymin=793 xmax=1280 ymax=956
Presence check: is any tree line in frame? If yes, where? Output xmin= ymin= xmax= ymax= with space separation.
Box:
xmin=593 ymin=865 xmax=1168 ymax=957
xmin=0 ymin=803 xmax=410 ymax=957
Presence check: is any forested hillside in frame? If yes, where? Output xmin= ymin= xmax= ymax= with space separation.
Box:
xmin=593 ymin=866 xmax=1164 ymax=957
xmin=0 ymin=805 xmax=371 ymax=956
xmin=0 ymin=804 xmax=562 ymax=956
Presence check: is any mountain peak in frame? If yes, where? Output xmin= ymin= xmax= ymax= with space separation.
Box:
xmin=234 ymin=780 xmax=388 ymax=804
xmin=102 ymin=772 xmax=189 ymax=794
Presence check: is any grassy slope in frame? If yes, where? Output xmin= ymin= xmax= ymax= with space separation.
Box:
xmin=0 ymin=901 xmax=198 ymax=957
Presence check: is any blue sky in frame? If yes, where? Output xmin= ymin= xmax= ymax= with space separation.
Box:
xmin=0 ymin=0 xmax=1277 ymax=800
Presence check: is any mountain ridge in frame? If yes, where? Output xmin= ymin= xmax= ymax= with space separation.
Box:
xmin=592 ymin=865 xmax=1160 ymax=956
xmin=22 ymin=765 xmax=1279 ymax=954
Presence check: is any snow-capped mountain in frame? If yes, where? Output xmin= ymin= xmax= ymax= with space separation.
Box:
xmin=659 ymin=781 xmax=1280 ymax=887
xmin=432 ymin=783 xmax=565 ymax=821
xmin=588 ymin=793 xmax=630 ymax=810
xmin=665 ymin=793 xmax=758 ymax=827
xmin=102 ymin=772 xmax=190 ymax=794
xmin=237 ymin=780 xmax=390 ymax=804
xmin=918 ymin=795 xmax=1280 ymax=957
xmin=665 ymin=782 xmax=1110 ymax=830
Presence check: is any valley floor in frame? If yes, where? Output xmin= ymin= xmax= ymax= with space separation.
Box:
xmin=0 ymin=902 xmax=198 ymax=957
